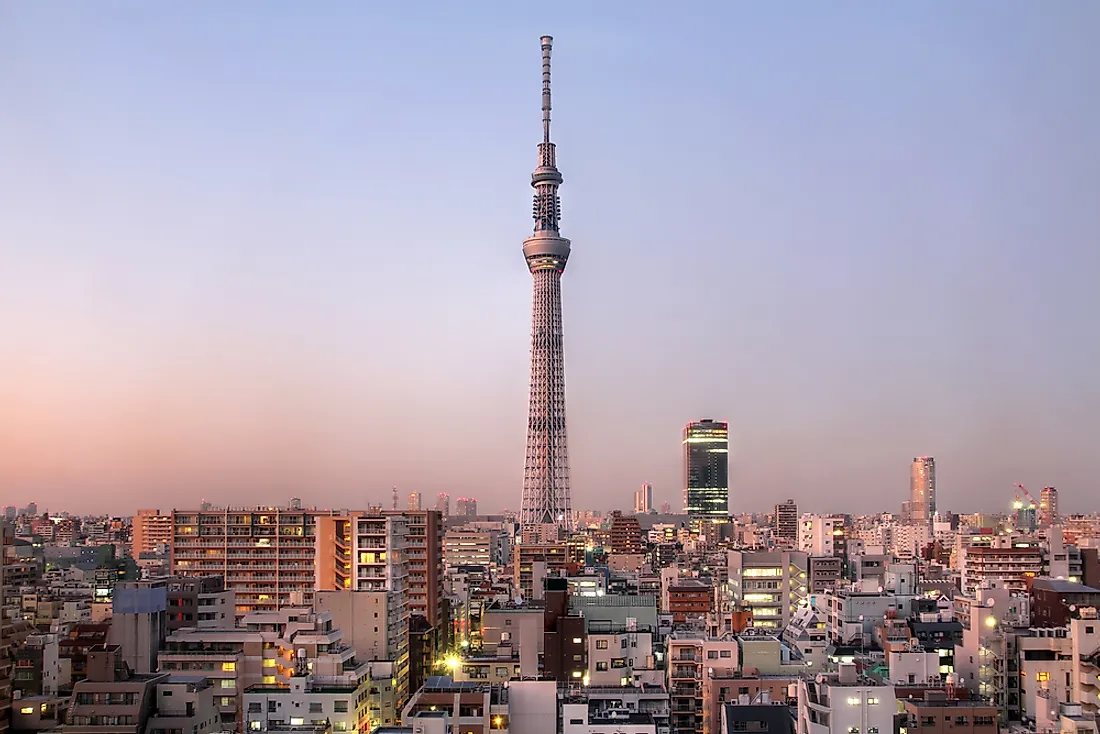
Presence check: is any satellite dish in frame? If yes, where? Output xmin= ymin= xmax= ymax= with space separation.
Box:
xmin=1069 ymin=605 xmax=1077 ymax=612
xmin=985 ymin=598 xmax=996 ymax=607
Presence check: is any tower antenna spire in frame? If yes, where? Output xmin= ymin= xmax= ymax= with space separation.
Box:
xmin=541 ymin=35 xmax=553 ymax=143
xmin=520 ymin=36 xmax=573 ymax=537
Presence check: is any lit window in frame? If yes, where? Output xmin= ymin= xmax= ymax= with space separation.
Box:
xmin=220 ymin=679 xmax=235 ymax=689
xmin=1037 ymin=671 xmax=1050 ymax=682
xmin=867 ymin=697 xmax=879 ymax=705
xmin=847 ymin=696 xmax=861 ymax=705
xmin=573 ymin=637 xmax=583 ymax=644
xmin=20 ymin=708 xmax=34 ymax=715
xmin=263 ymin=658 xmax=276 ymax=668
xmin=222 ymin=662 xmax=236 ymax=672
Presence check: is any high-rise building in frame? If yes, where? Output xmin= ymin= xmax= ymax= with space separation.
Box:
xmin=171 ymin=507 xmax=350 ymax=614
xmin=682 ymin=419 xmax=729 ymax=517
xmin=383 ymin=510 xmax=444 ymax=627
xmin=519 ymin=36 xmax=574 ymax=536
xmin=1040 ymin=486 xmax=1059 ymax=527
xmin=909 ymin=456 xmax=936 ymax=523
xmin=608 ymin=511 xmax=643 ymax=555
xmin=407 ymin=492 xmax=421 ymax=512
xmin=774 ymin=499 xmax=798 ymax=542
xmin=660 ymin=501 xmax=671 ymax=515
xmin=132 ymin=508 xmax=173 ymax=557
xmin=634 ymin=483 xmax=653 ymax=514
xmin=455 ymin=497 xmax=477 ymax=517
xmin=435 ymin=493 xmax=450 ymax=518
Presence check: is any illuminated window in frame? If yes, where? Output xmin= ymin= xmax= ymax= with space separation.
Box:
xmin=847 ymin=696 xmax=861 ymax=705
xmin=263 ymin=658 xmax=276 ymax=668
xmin=222 ymin=662 xmax=236 ymax=672
xmin=262 ymin=676 xmax=276 ymax=684
xmin=20 ymin=708 xmax=34 ymax=715
xmin=1037 ymin=671 xmax=1050 ymax=682
xmin=220 ymin=679 xmax=235 ymax=689
xmin=573 ymin=637 xmax=583 ymax=644
xmin=867 ymin=697 xmax=879 ymax=705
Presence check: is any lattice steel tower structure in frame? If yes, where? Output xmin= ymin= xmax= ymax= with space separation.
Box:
xmin=519 ymin=36 xmax=573 ymax=534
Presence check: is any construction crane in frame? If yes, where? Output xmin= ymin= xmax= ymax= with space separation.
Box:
xmin=1013 ymin=483 xmax=1042 ymax=530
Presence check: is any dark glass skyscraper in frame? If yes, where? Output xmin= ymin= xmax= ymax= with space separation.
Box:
xmin=682 ymin=419 xmax=729 ymax=517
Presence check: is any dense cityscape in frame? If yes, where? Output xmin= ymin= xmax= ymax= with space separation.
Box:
xmin=3 ymin=18 xmax=1098 ymax=734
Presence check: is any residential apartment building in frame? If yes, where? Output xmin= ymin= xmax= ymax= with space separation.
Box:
xmin=65 ymin=645 xmax=168 ymax=734
xmin=774 ymin=500 xmax=798 ymax=544
xmin=166 ymin=575 xmax=235 ymax=632
xmin=170 ymin=507 xmax=441 ymax=624
xmin=960 ymin=544 xmax=1044 ymax=597
xmin=667 ymin=632 xmax=740 ymax=734
xmin=513 ymin=543 xmax=568 ymax=601
xmin=170 ymin=507 xmax=348 ymax=614
xmin=132 ymin=510 xmax=173 ymax=557
xmin=799 ymin=515 xmax=847 ymax=557
xmin=796 ymin=663 xmax=897 ymax=734
xmin=385 ymin=510 xmax=444 ymax=627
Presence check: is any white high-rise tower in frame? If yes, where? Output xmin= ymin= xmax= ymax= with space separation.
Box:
xmin=519 ymin=36 xmax=573 ymax=534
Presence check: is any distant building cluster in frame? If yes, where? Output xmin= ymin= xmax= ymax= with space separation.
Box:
xmin=2 ymin=454 xmax=1099 ymax=734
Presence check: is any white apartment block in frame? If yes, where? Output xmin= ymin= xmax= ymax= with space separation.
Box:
xmin=797 ymin=664 xmax=896 ymax=734
xmin=799 ymin=515 xmax=845 ymax=557
xmin=586 ymin=625 xmax=656 ymax=687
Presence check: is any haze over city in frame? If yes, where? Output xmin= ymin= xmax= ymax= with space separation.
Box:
xmin=2 ymin=2 xmax=1098 ymax=516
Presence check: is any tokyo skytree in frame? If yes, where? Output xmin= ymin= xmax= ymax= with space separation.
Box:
xmin=519 ymin=36 xmax=573 ymax=534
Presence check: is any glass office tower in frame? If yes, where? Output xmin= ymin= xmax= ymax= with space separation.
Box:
xmin=682 ymin=419 xmax=729 ymax=517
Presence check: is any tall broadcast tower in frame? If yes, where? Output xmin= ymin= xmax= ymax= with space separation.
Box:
xmin=519 ymin=36 xmax=573 ymax=534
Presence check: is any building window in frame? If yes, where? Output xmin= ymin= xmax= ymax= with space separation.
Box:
xmin=334 ymin=701 xmax=348 ymax=713
xmin=597 ymin=640 xmax=609 ymax=650
xmin=221 ymin=662 xmax=236 ymax=672
xmin=1036 ymin=672 xmax=1050 ymax=682
xmin=720 ymin=650 xmax=732 ymax=658
xmin=708 ymin=651 xmax=718 ymax=659
xmin=596 ymin=662 xmax=608 ymax=671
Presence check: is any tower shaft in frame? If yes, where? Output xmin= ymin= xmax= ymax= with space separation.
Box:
xmin=519 ymin=36 xmax=573 ymax=534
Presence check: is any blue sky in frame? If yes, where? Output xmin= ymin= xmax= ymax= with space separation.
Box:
xmin=1 ymin=1 xmax=1097 ymax=515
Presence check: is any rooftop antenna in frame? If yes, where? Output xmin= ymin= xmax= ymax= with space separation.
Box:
xmin=540 ymin=35 xmax=553 ymax=144
xmin=392 ymin=486 xmax=398 ymax=511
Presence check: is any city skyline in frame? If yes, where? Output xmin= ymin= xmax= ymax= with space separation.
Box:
xmin=3 ymin=3 xmax=1099 ymax=515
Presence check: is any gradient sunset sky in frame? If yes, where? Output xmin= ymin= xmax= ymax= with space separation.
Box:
xmin=2 ymin=2 xmax=1098 ymax=516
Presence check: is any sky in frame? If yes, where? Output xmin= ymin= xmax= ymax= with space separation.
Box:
xmin=1 ymin=2 xmax=1098 ymax=517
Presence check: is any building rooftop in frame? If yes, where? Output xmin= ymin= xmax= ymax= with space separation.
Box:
xmin=1032 ymin=578 xmax=1100 ymax=594
xmin=902 ymin=698 xmax=997 ymax=709
xmin=722 ymin=704 xmax=796 ymax=734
